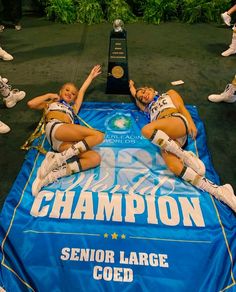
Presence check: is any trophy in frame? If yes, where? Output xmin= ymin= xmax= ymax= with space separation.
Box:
xmin=106 ymin=19 xmax=129 ymax=94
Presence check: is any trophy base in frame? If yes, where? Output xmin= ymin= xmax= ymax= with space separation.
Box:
xmin=106 ymin=77 xmax=130 ymax=95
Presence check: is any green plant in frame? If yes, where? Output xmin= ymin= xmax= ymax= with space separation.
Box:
xmin=38 ymin=0 xmax=233 ymax=25
xmin=143 ymin=0 xmax=178 ymax=24
xmin=104 ymin=0 xmax=137 ymax=23
xmin=179 ymin=0 xmax=232 ymax=24
xmin=45 ymin=0 xmax=77 ymax=23
xmin=75 ymin=0 xmax=104 ymax=24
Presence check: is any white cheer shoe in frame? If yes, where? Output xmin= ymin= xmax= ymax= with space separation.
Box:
xmin=217 ymin=184 xmax=236 ymax=212
xmin=221 ymin=47 xmax=236 ymax=57
xmin=32 ymin=164 xmax=67 ymax=196
xmin=208 ymin=84 xmax=236 ymax=103
xmin=221 ymin=12 xmax=231 ymax=26
xmin=4 ymin=89 xmax=26 ymax=108
xmin=38 ymin=151 xmax=66 ymax=179
xmin=0 ymin=47 xmax=13 ymax=61
xmin=0 ymin=121 xmax=10 ymax=134
xmin=2 ymin=77 xmax=8 ymax=83
xmin=221 ymin=25 xmax=236 ymax=57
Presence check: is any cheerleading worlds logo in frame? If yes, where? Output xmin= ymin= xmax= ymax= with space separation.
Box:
xmin=105 ymin=113 xmax=132 ymax=134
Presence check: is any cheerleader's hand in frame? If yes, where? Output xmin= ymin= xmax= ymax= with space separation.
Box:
xmin=90 ymin=65 xmax=102 ymax=79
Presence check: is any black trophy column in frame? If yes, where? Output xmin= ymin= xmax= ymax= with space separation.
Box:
xmin=106 ymin=30 xmax=129 ymax=94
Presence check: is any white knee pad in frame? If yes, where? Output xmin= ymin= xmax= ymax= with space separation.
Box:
xmin=181 ymin=166 xmax=200 ymax=185
xmin=150 ymin=129 xmax=171 ymax=148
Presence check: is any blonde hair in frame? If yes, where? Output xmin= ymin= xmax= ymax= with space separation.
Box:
xmin=60 ymin=82 xmax=79 ymax=92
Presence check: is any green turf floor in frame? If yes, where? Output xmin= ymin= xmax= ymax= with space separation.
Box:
xmin=0 ymin=15 xmax=235 ymax=209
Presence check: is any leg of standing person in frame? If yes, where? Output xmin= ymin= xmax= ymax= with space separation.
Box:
xmin=0 ymin=120 xmax=10 ymax=134
xmin=1 ymin=0 xmax=22 ymax=30
xmin=208 ymin=74 xmax=236 ymax=102
xmin=0 ymin=0 xmax=14 ymax=58
xmin=0 ymin=5 xmax=5 ymax=32
xmin=0 ymin=76 xmax=11 ymax=133
xmin=221 ymin=25 xmax=236 ymax=56
xmin=221 ymin=4 xmax=236 ymax=26
xmin=1 ymin=0 xmax=11 ymax=26
xmin=0 ymin=46 xmax=13 ymax=61
xmin=0 ymin=76 xmax=26 ymax=107
xmin=11 ymin=0 xmax=22 ymax=30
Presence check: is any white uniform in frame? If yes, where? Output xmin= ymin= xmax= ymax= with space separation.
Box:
xmin=146 ymin=94 xmax=188 ymax=147
xmin=45 ymin=101 xmax=76 ymax=151
xmin=45 ymin=102 xmax=75 ymax=123
xmin=146 ymin=93 xmax=177 ymax=121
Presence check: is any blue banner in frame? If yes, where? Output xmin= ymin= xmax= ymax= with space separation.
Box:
xmin=0 ymin=102 xmax=235 ymax=292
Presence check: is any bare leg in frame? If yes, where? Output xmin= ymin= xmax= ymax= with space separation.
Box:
xmin=142 ymin=116 xmax=186 ymax=140
xmin=143 ymin=117 xmax=205 ymax=175
xmin=38 ymin=124 xmax=104 ymax=178
xmin=55 ymin=123 xmax=104 ymax=149
xmin=221 ymin=5 xmax=236 ymax=27
xmin=227 ymin=4 xmax=236 ymax=15
xmin=79 ymin=150 xmax=101 ymax=170
xmin=161 ymin=150 xmax=184 ymax=176
xmin=221 ymin=26 xmax=236 ymax=57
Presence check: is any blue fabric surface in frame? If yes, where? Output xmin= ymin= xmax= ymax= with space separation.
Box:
xmin=0 ymin=102 xmax=235 ymax=292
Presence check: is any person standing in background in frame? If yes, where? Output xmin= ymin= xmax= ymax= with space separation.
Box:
xmin=221 ymin=4 xmax=236 ymax=26
xmin=0 ymin=120 xmax=10 ymax=134
xmin=208 ymin=74 xmax=236 ymax=102
xmin=0 ymin=0 xmax=22 ymax=31
xmin=0 ymin=46 xmax=13 ymax=60
xmin=221 ymin=3 xmax=236 ymax=56
xmin=0 ymin=76 xmax=26 ymax=134
xmin=0 ymin=76 xmax=26 ymax=108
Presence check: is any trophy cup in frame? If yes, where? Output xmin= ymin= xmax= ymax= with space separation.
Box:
xmin=106 ymin=19 xmax=129 ymax=94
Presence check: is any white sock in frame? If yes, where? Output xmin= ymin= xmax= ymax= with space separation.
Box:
xmin=68 ymin=160 xmax=81 ymax=174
